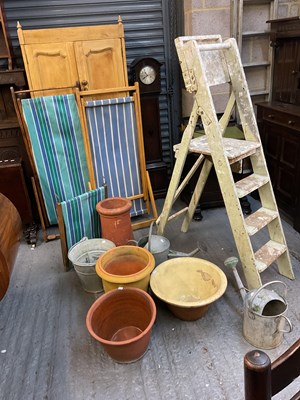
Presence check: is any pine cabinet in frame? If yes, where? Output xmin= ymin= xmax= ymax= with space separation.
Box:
xmin=17 ymin=22 xmax=128 ymax=95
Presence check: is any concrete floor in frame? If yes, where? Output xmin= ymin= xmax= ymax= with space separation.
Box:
xmin=1 ymin=198 xmax=300 ymax=400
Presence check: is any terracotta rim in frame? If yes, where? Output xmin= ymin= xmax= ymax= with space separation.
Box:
xmin=96 ymin=245 xmax=155 ymax=283
xmin=96 ymin=197 xmax=132 ymax=216
xmin=86 ymin=287 xmax=157 ymax=346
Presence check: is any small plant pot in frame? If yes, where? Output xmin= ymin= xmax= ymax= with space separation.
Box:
xmin=96 ymin=245 xmax=155 ymax=292
xmin=86 ymin=287 xmax=157 ymax=363
xmin=96 ymin=197 xmax=134 ymax=246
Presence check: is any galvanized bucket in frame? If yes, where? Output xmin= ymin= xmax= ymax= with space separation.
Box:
xmin=243 ymin=281 xmax=292 ymax=349
xmin=68 ymin=237 xmax=115 ymax=293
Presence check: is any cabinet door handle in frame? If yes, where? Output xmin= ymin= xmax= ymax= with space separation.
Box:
xmin=267 ymin=114 xmax=274 ymax=119
xmin=81 ymin=80 xmax=89 ymax=90
xmin=288 ymin=120 xmax=295 ymax=126
xmin=291 ymin=70 xmax=300 ymax=75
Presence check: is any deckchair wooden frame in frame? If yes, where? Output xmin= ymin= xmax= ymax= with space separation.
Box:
xmin=75 ymin=83 xmax=158 ymax=230
xmin=10 ymin=85 xmax=82 ymax=244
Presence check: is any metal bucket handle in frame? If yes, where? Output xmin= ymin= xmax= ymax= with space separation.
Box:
xmin=248 ymin=280 xmax=288 ymax=312
xmin=277 ymin=315 xmax=293 ymax=334
xmin=68 ymin=236 xmax=88 ymax=255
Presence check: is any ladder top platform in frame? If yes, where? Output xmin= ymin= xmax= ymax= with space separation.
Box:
xmin=174 ymin=136 xmax=261 ymax=164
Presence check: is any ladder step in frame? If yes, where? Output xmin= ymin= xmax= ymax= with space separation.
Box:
xmin=183 ymin=136 xmax=260 ymax=164
xmin=245 ymin=207 xmax=278 ymax=236
xmin=255 ymin=240 xmax=287 ymax=273
xmin=235 ymin=173 xmax=269 ymax=198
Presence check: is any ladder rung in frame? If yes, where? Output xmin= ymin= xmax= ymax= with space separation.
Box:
xmin=156 ymin=207 xmax=188 ymax=225
xmin=255 ymin=240 xmax=287 ymax=273
xmin=245 ymin=207 xmax=278 ymax=235
xmin=235 ymin=174 xmax=269 ymax=198
xmin=198 ymin=42 xmax=231 ymax=51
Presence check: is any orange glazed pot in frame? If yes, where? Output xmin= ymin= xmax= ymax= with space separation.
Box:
xmin=96 ymin=197 xmax=134 ymax=246
xmin=96 ymin=245 xmax=155 ymax=292
xmin=86 ymin=287 xmax=157 ymax=363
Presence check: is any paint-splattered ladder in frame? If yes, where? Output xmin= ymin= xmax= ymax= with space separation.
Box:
xmin=157 ymin=35 xmax=294 ymax=289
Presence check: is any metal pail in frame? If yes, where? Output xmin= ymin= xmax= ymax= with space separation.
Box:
xmin=243 ymin=281 xmax=292 ymax=349
xmin=68 ymin=237 xmax=115 ymax=293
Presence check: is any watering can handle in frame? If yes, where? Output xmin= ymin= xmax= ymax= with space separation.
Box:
xmin=248 ymin=280 xmax=288 ymax=310
xmin=278 ymin=315 xmax=293 ymax=334
xmin=148 ymin=221 xmax=155 ymax=254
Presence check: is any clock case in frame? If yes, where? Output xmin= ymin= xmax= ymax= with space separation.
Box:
xmin=131 ymin=57 xmax=161 ymax=93
xmin=130 ymin=57 xmax=168 ymax=198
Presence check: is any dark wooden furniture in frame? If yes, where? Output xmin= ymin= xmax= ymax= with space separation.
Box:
xmin=0 ymin=3 xmax=34 ymax=227
xmin=256 ymin=17 xmax=300 ymax=232
xmin=0 ymin=159 xmax=33 ymax=224
xmin=244 ymin=338 xmax=300 ymax=400
xmin=0 ymin=68 xmax=34 ymax=226
xmin=0 ymin=2 xmax=13 ymax=70
xmin=0 ymin=193 xmax=22 ymax=301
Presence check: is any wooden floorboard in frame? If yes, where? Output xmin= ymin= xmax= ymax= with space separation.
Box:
xmin=0 ymin=198 xmax=300 ymax=400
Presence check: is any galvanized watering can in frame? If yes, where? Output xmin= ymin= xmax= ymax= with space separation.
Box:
xmin=224 ymin=256 xmax=292 ymax=349
xmin=130 ymin=222 xmax=200 ymax=266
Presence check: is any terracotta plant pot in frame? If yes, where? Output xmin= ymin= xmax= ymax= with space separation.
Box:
xmin=86 ymin=287 xmax=157 ymax=363
xmin=96 ymin=197 xmax=134 ymax=246
xmin=96 ymin=245 xmax=155 ymax=292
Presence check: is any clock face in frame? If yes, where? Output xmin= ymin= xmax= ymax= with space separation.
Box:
xmin=139 ymin=65 xmax=156 ymax=85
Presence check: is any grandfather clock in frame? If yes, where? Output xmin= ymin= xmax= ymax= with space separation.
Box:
xmin=130 ymin=57 xmax=168 ymax=198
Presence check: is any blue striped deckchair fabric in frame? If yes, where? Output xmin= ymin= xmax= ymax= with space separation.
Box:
xmin=85 ymin=96 xmax=147 ymax=217
xmin=21 ymin=94 xmax=89 ymax=224
xmin=60 ymin=186 xmax=105 ymax=250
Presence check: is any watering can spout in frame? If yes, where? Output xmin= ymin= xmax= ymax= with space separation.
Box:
xmin=168 ymin=246 xmax=200 ymax=258
xmin=224 ymin=256 xmax=247 ymax=300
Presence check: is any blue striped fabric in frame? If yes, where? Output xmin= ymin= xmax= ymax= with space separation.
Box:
xmin=85 ymin=96 xmax=146 ymax=217
xmin=22 ymin=94 xmax=89 ymax=224
xmin=60 ymin=186 xmax=105 ymax=250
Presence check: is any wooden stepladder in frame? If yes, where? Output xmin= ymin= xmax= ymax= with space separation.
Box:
xmin=157 ymin=35 xmax=294 ymax=289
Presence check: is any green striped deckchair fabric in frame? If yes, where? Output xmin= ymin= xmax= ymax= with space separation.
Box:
xmin=60 ymin=186 xmax=105 ymax=250
xmin=21 ymin=94 xmax=89 ymax=224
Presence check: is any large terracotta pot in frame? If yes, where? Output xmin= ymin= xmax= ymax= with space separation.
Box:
xmin=150 ymin=257 xmax=227 ymax=321
xmin=96 ymin=197 xmax=133 ymax=246
xmin=86 ymin=287 xmax=156 ymax=363
xmin=96 ymin=245 xmax=155 ymax=292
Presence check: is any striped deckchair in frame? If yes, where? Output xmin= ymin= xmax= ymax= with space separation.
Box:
xmin=21 ymin=94 xmax=90 ymax=225
xmin=56 ymin=186 xmax=106 ymax=270
xmin=84 ymin=96 xmax=147 ymax=217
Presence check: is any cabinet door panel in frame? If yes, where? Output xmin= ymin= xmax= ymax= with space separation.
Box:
xmin=263 ymin=121 xmax=299 ymax=210
xmin=74 ymin=39 xmax=127 ymax=91
xmin=273 ymin=39 xmax=300 ymax=104
xmin=24 ymin=42 xmax=78 ymax=95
